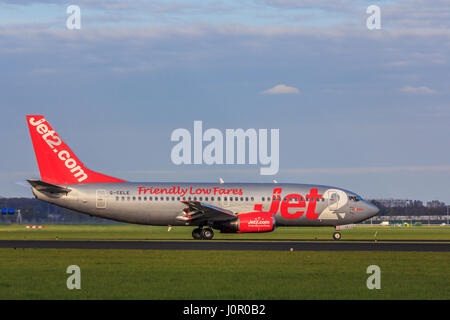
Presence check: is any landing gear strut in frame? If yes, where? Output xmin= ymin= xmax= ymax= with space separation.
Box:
xmin=192 ymin=227 xmax=214 ymax=240
xmin=333 ymin=232 xmax=341 ymax=241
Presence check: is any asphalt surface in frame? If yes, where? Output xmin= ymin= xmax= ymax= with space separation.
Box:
xmin=0 ymin=239 xmax=449 ymax=251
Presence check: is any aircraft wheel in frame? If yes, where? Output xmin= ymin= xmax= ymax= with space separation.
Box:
xmin=333 ymin=232 xmax=342 ymax=241
xmin=192 ymin=228 xmax=202 ymax=240
xmin=201 ymin=228 xmax=214 ymax=240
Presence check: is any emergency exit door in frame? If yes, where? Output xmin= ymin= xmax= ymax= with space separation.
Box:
xmin=96 ymin=190 xmax=107 ymax=209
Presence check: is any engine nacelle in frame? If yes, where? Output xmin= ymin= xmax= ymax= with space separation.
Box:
xmin=220 ymin=212 xmax=276 ymax=233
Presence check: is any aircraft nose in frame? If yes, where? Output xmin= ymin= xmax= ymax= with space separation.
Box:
xmin=365 ymin=201 xmax=380 ymax=217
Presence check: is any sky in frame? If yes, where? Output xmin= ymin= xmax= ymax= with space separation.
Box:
xmin=0 ymin=0 xmax=449 ymax=203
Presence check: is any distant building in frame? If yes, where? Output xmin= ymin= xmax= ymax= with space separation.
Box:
xmin=426 ymin=200 xmax=446 ymax=208
xmin=413 ymin=200 xmax=424 ymax=207
xmin=372 ymin=199 xmax=414 ymax=208
xmin=362 ymin=215 xmax=450 ymax=225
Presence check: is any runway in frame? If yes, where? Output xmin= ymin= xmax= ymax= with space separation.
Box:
xmin=0 ymin=239 xmax=449 ymax=251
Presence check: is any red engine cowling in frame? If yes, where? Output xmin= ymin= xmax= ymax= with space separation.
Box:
xmin=220 ymin=212 xmax=276 ymax=233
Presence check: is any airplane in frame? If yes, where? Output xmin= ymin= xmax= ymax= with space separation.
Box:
xmin=26 ymin=115 xmax=379 ymax=240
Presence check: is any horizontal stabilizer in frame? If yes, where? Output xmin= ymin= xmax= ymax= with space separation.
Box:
xmin=27 ymin=179 xmax=71 ymax=195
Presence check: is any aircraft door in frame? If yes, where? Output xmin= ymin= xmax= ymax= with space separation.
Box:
xmin=221 ymin=195 xmax=231 ymax=208
xmin=96 ymin=190 xmax=107 ymax=209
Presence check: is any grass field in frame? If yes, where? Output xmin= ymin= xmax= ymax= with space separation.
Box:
xmin=1 ymin=224 xmax=449 ymax=241
xmin=0 ymin=225 xmax=449 ymax=300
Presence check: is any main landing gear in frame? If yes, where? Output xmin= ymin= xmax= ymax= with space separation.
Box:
xmin=192 ymin=227 xmax=214 ymax=240
xmin=333 ymin=232 xmax=342 ymax=241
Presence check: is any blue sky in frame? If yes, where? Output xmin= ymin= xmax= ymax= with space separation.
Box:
xmin=0 ymin=0 xmax=449 ymax=203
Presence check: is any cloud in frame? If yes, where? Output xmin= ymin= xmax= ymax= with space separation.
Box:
xmin=282 ymin=165 xmax=450 ymax=175
xmin=116 ymin=165 xmax=450 ymax=176
xmin=0 ymin=24 xmax=448 ymax=85
xmin=261 ymin=84 xmax=300 ymax=95
xmin=254 ymin=0 xmax=355 ymax=12
xmin=400 ymin=85 xmax=437 ymax=94
xmin=382 ymin=61 xmax=410 ymax=68
xmin=382 ymin=0 xmax=450 ymax=29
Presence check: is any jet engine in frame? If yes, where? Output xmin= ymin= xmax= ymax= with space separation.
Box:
xmin=219 ymin=212 xmax=276 ymax=233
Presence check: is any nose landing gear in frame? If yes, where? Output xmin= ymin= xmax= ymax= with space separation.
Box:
xmin=192 ymin=227 xmax=214 ymax=240
xmin=332 ymin=232 xmax=342 ymax=241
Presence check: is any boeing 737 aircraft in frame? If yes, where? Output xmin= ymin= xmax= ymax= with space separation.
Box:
xmin=26 ymin=115 xmax=379 ymax=240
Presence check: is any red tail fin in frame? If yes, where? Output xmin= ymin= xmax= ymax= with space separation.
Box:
xmin=27 ymin=115 xmax=126 ymax=184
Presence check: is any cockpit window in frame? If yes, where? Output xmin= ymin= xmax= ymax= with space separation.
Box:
xmin=348 ymin=195 xmax=362 ymax=202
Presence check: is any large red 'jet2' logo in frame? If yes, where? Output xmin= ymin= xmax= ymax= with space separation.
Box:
xmin=254 ymin=188 xmax=323 ymax=220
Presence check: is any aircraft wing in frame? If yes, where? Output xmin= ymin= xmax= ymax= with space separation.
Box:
xmin=176 ymin=200 xmax=237 ymax=224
